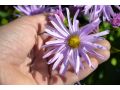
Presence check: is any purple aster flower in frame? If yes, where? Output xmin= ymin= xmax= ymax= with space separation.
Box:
xmin=83 ymin=5 xmax=120 ymax=24
xmin=14 ymin=5 xmax=65 ymax=22
xmin=43 ymin=8 xmax=109 ymax=75
xmin=50 ymin=5 xmax=65 ymax=21
xmin=110 ymin=13 xmax=120 ymax=28
xmin=14 ymin=5 xmax=48 ymax=15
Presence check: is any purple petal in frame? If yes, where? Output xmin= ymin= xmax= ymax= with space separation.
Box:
xmin=59 ymin=61 xmax=68 ymax=75
xmin=103 ymin=7 xmax=111 ymax=21
xmin=84 ymin=5 xmax=93 ymax=14
xmin=80 ymin=48 xmax=93 ymax=67
xmin=107 ymin=6 xmax=115 ymax=16
xmin=58 ymin=5 xmax=65 ymax=21
xmin=73 ymin=9 xmax=80 ymax=32
xmin=50 ymin=20 xmax=68 ymax=37
xmin=52 ymin=47 xmax=68 ymax=70
xmin=82 ymin=41 xmax=107 ymax=50
xmin=15 ymin=6 xmax=30 ymax=15
xmin=45 ymin=28 xmax=65 ymax=39
xmin=31 ymin=5 xmax=38 ymax=10
xmin=43 ymin=45 xmax=65 ymax=59
xmin=52 ymin=53 xmax=64 ymax=70
xmin=89 ymin=6 xmax=103 ymax=22
xmin=46 ymin=40 xmax=65 ymax=45
xmin=94 ymin=5 xmax=103 ymax=15
xmin=81 ymin=34 xmax=105 ymax=42
xmin=90 ymin=30 xmax=110 ymax=37
xmin=69 ymin=50 xmax=76 ymax=71
xmin=75 ymin=49 xmax=80 ymax=73
xmin=48 ymin=49 xmax=64 ymax=64
xmin=115 ymin=5 xmax=120 ymax=11
xmin=85 ymin=46 xmax=105 ymax=60
xmin=24 ymin=6 xmax=32 ymax=12
xmin=42 ymin=43 xmax=62 ymax=48
xmin=43 ymin=48 xmax=57 ymax=59
xmin=66 ymin=8 xmax=73 ymax=33
xmin=54 ymin=14 xmax=70 ymax=35
xmin=79 ymin=18 xmax=100 ymax=36
xmin=74 ymin=20 xmax=80 ymax=32
xmin=59 ymin=49 xmax=70 ymax=75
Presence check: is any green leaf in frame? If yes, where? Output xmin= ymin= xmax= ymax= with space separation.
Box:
xmin=0 ymin=11 xmax=9 ymax=18
xmin=111 ymin=47 xmax=120 ymax=54
xmin=109 ymin=35 xmax=114 ymax=41
xmin=103 ymin=22 xmax=111 ymax=28
xmin=63 ymin=17 xmax=73 ymax=28
xmin=64 ymin=18 xmax=68 ymax=27
xmin=111 ymin=58 xmax=117 ymax=66
xmin=1 ymin=18 xmax=8 ymax=25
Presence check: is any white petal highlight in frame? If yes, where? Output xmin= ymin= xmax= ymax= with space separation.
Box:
xmin=45 ymin=28 xmax=65 ymax=39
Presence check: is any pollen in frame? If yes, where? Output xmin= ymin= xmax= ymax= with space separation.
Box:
xmin=68 ymin=35 xmax=80 ymax=48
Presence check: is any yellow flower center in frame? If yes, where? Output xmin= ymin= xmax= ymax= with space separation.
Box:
xmin=68 ymin=35 xmax=80 ymax=48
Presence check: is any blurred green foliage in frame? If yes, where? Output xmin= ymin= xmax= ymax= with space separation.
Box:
xmin=0 ymin=6 xmax=17 ymax=25
xmin=0 ymin=5 xmax=120 ymax=85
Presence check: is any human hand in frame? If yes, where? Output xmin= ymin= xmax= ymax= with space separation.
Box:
xmin=0 ymin=14 xmax=110 ymax=85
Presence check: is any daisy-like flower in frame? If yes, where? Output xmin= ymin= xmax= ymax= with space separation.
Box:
xmin=83 ymin=5 xmax=120 ymax=26
xmin=43 ymin=8 xmax=109 ymax=75
xmin=14 ymin=5 xmax=65 ymax=22
xmin=14 ymin=5 xmax=48 ymax=15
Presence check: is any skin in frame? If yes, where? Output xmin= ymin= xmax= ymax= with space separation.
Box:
xmin=0 ymin=14 xmax=110 ymax=85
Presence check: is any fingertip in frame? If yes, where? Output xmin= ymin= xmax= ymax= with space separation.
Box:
xmin=95 ymin=39 xmax=111 ymax=50
xmin=76 ymin=57 xmax=98 ymax=80
xmin=95 ymin=49 xmax=110 ymax=64
xmin=94 ymin=39 xmax=111 ymax=64
xmin=90 ymin=57 xmax=99 ymax=69
xmin=62 ymin=58 xmax=99 ymax=84
xmin=81 ymin=57 xmax=98 ymax=74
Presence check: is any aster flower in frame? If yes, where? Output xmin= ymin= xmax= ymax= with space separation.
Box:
xmin=110 ymin=13 xmax=120 ymax=28
xmin=50 ymin=5 xmax=65 ymax=21
xmin=14 ymin=5 xmax=65 ymax=22
xmin=43 ymin=8 xmax=109 ymax=75
xmin=14 ymin=5 xmax=48 ymax=15
xmin=83 ymin=5 xmax=120 ymax=27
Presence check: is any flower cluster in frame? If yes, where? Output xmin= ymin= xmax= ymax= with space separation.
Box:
xmin=82 ymin=5 xmax=120 ymax=27
xmin=14 ymin=5 xmax=114 ymax=75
